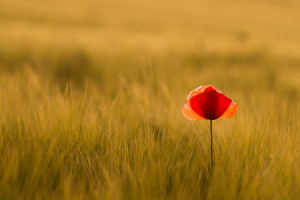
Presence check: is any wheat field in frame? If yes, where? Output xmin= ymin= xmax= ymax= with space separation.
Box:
xmin=0 ymin=0 xmax=300 ymax=199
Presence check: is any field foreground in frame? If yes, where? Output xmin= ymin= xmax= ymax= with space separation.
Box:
xmin=0 ymin=0 xmax=300 ymax=199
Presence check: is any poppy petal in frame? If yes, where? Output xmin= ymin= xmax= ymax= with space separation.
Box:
xmin=186 ymin=85 xmax=214 ymax=103
xmin=182 ymin=103 xmax=206 ymax=120
xmin=190 ymin=90 xmax=232 ymax=120
xmin=219 ymin=102 xmax=237 ymax=119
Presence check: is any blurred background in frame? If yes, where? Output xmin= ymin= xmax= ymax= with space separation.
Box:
xmin=1 ymin=0 xmax=300 ymax=95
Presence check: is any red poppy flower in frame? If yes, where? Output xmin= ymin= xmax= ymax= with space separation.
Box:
xmin=182 ymin=85 xmax=237 ymax=120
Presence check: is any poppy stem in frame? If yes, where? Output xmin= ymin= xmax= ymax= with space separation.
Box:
xmin=210 ymin=120 xmax=214 ymax=172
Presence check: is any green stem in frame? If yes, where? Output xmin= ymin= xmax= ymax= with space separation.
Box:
xmin=210 ymin=120 xmax=214 ymax=171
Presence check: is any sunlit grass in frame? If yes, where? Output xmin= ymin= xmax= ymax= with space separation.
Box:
xmin=0 ymin=55 xmax=299 ymax=199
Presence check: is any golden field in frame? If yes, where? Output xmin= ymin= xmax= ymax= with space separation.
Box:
xmin=0 ymin=0 xmax=300 ymax=199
